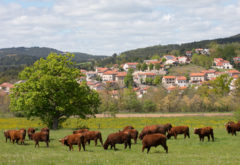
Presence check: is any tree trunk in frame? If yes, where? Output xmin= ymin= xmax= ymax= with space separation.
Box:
xmin=52 ymin=117 xmax=59 ymax=130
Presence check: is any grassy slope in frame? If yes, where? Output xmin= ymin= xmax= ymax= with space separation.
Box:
xmin=0 ymin=116 xmax=239 ymax=165
xmin=167 ymin=64 xmax=206 ymax=76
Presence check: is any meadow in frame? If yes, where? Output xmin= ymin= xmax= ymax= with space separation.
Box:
xmin=0 ymin=116 xmax=240 ymax=165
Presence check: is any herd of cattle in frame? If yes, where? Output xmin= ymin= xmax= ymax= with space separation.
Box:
xmin=3 ymin=120 xmax=240 ymax=154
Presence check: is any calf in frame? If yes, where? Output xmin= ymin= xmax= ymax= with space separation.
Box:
xmin=82 ymin=131 xmax=103 ymax=146
xmin=227 ymin=122 xmax=240 ymax=136
xmin=103 ymin=132 xmax=131 ymax=150
xmin=142 ymin=133 xmax=168 ymax=154
xmin=27 ymin=128 xmax=35 ymax=140
xmin=32 ymin=131 xmax=49 ymax=147
xmin=194 ymin=127 xmax=214 ymax=142
xmin=73 ymin=129 xmax=89 ymax=134
xmin=9 ymin=129 xmax=26 ymax=144
xmin=59 ymin=134 xmax=85 ymax=151
xmin=3 ymin=130 xmax=12 ymax=142
xmin=123 ymin=129 xmax=139 ymax=144
xmin=123 ymin=126 xmax=134 ymax=131
xmin=167 ymin=126 xmax=190 ymax=139
xmin=139 ymin=123 xmax=172 ymax=140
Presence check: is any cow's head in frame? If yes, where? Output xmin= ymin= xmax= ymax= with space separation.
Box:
xmin=194 ymin=128 xmax=201 ymax=134
xmin=167 ymin=130 xmax=173 ymax=139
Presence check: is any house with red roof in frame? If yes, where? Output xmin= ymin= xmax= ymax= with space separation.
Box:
xmin=162 ymin=76 xmax=176 ymax=87
xmin=123 ymin=62 xmax=138 ymax=71
xmin=201 ymin=70 xmax=216 ymax=80
xmin=175 ymin=76 xmax=188 ymax=87
xmin=233 ymin=57 xmax=240 ymax=64
xmin=189 ymin=73 xmax=206 ymax=84
xmin=135 ymin=72 xmax=156 ymax=84
xmin=102 ymin=71 xmax=118 ymax=81
xmin=95 ymin=67 xmax=110 ymax=77
xmin=163 ymin=55 xmax=178 ymax=65
xmin=0 ymin=82 xmax=14 ymax=93
xmin=213 ymin=58 xmax=233 ymax=69
xmin=115 ymin=72 xmax=127 ymax=86
xmin=177 ymin=56 xmax=189 ymax=64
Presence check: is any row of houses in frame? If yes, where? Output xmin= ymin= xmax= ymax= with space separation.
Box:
xmin=162 ymin=69 xmax=240 ymax=90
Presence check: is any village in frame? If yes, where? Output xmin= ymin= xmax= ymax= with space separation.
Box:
xmin=1 ymin=48 xmax=240 ymax=99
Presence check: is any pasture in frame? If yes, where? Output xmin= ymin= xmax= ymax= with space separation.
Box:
xmin=1 ymin=116 xmax=240 ymax=165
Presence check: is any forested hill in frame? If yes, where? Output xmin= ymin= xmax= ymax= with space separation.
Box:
xmin=0 ymin=47 xmax=107 ymax=65
xmin=96 ymin=34 xmax=240 ymax=66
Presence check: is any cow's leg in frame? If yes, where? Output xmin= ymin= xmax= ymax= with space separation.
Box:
xmin=198 ymin=135 xmax=201 ymax=141
xmin=95 ymin=139 xmax=97 ymax=146
xmin=46 ymin=141 xmax=49 ymax=147
xmin=134 ymin=138 xmax=137 ymax=144
xmin=207 ymin=135 xmax=210 ymax=142
xmin=147 ymin=147 xmax=150 ymax=154
xmin=142 ymin=145 xmax=145 ymax=152
xmin=114 ymin=144 xmax=116 ymax=150
xmin=35 ymin=141 xmax=37 ymax=148
xmin=162 ymin=144 xmax=168 ymax=153
xmin=82 ymin=140 xmax=85 ymax=151
xmin=211 ymin=133 xmax=214 ymax=141
xmin=187 ymin=132 xmax=190 ymax=138
xmin=88 ymin=140 xmax=90 ymax=145
xmin=78 ymin=143 xmax=81 ymax=151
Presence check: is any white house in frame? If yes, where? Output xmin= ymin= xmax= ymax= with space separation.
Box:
xmin=86 ymin=71 xmax=97 ymax=81
xmin=213 ymin=58 xmax=233 ymax=69
xmin=177 ymin=56 xmax=189 ymax=64
xmin=162 ymin=76 xmax=176 ymax=87
xmin=135 ymin=72 xmax=156 ymax=84
xmin=102 ymin=71 xmax=117 ymax=81
xmin=163 ymin=55 xmax=178 ymax=65
xmin=123 ymin=62 xmax=138 ymax=71
xmin=115 ymin=72 xmax=127 ymax=86
xmin=201 ymin=70 xmax=216 ymax=80
xmin=0 ymin=82 xmax=14 ymax=93
xmin=175 ymin=76 xmax=188 ymax=87
xmin=189 ymin=73 xmax=206 ymax=84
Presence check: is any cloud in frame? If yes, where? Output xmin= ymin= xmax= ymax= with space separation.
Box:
xmin=0 ymin=0 xmax=239 ymax=55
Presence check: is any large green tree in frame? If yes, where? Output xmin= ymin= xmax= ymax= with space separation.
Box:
xmin=10 ymin=53 xmax=100 ymax=129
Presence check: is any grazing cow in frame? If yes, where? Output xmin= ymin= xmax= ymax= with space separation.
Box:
xmin=82 ymin=131 xmax=103 ymax=146
xmin=32 ymin=131 xmax=49 ymax=147
xmin=59 ymin=134 xmax=85 ymax=151
xmin=9 ymin=129 xmax=26 ymax=144
xmin=167 ymin=126 xmax=190 ymax=139
xmin=123 ymin=129 xmax=139 ymax=144
xmin=226 ymin=122 xmax=240 ymax=136
xmin=142 ymin=133 xmax=168 ymax=154
xmin=194 ymin=127 xmax=214 ymax=142
xmin=41 ymin=127 xmax=49 ymax=133
xmin=103 ymin=132 xmax=131 ymax=150
xmin=225 ymin=121 xmax=235 ymax=134
xmin=123 ymin=126 xmax=134 ymax=131
xmin=3 ymin=130 xmax=13 ymax=142
xmin=73 ymin=129 xmax=89 ymax=134
xmin=139 ymin=123 xmax=172 ymax=140
xmin=27 ymin=128 xmax=35 ymax=140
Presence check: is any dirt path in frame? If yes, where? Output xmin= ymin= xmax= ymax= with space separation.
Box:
xmin=95 ymin=113 xmax=233 ymax=118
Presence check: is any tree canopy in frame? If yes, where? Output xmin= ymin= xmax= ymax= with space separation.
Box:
xmin=10 ymin=53 xmax=100 ymax=129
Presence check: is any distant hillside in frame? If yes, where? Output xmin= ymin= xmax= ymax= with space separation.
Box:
xmin=0 ymin=47 xmax=107 ymax=65
xmin=97 ymin=34 xmax=240 ymax=66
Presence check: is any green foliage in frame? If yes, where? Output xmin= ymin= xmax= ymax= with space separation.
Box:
xmin=122 ymin=88 xmax=142 ymax=112
xmin=136 ymin=63 xmax=141 ymax=71
xmin=155 ymin=63 xmax=161 ymax=70
xmin=151 ymin=54 xmax=160 ymax=60
xmin=210 ymin=74 xmax=233 ymax=96
xmin=149 ymin=63 xmax=154 ymax=70
xmin=153 ymin=75 xmax=162 ymax=85
xmin=141 ymin=63 xmax=148 ymax=71
xmin=161 ymin=58 xmax=166 ymax=63
xmin=10 ymin=53 xmax=100 ymax=129
xmin=145 ymin=77 xmax=153 ymax=85
xmin=192 ymin=54 xmax=212 ymax=69
xmin=124 ymin=69 xmax=134 ymax=88
xmin=143 ymin=100 xmax=156 ymax=112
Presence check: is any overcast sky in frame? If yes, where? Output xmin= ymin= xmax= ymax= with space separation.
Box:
xmin=0 ymin=0 xmax=239 ymax=55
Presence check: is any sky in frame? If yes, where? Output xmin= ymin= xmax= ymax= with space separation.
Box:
xmin=0 ymin=0 xmax=240 ymax=55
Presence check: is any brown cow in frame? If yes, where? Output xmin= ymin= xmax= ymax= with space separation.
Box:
xmin=103 ymin=131 xmax=131 ymax=150
xmin=225 ymin=121 xmax=235 ymax=134
xmin=32 ymin=131 xmax=49 ymax=147
xmin=59 ymin=133 xmax=85 ymax=151
xmin=194 ymin=127 xmax=214 ymax=142
xmin=27 ymin=128 xmax=35 ymax=140
xmin=139 ymin=123 xmax=172 ymax=140
xmin=73 ymin=129 xmax=89 ymax=134
xmin=123 ymin=129 xmax=139 ymax=144
xmin=226 ymin=122 xmax=240 ymax=136
xmin=41 ymin=127 xmax=49 ymax=133
xmin=123 ymin=126 xmax=134 ymax=131
xmin=9 ymin=129 xmax=26 ymax=144
xmin=3 ymin=130 xmax=13 ymax=142
xmin=167 ymin=126 xmax=190 ymax=139
xmin=82 ymin=131 xmax=103 ymax=146
xmin=142 ymin=133 xmax=168 ymax=154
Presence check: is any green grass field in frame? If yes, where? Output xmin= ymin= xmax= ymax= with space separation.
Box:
xmin=0 ymin=116 xmax=239 ymax=165
xmin=168 ymin=64 xmax=206 ymax=76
